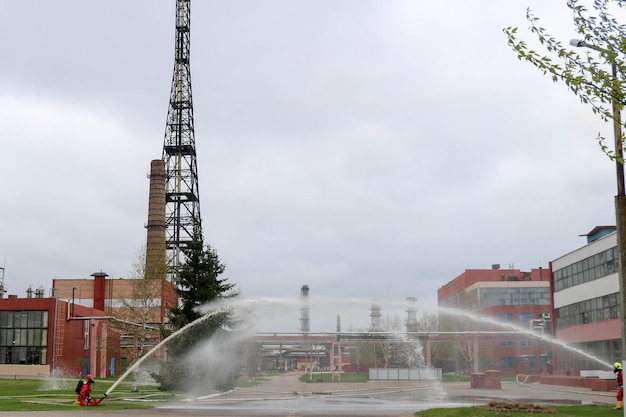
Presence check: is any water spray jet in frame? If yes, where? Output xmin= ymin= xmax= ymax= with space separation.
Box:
xmin=437 ymin=306 xmax=612 ymax=370
xmin=105 ymin=306 xmax=229 ymax=397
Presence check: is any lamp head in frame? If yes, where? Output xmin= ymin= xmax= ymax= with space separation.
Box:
xmin=569 ymin=38 xmax=602 ymax=52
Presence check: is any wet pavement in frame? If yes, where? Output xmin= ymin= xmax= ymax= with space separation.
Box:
xmin=4 ymin=372 xmax=617 ymax=416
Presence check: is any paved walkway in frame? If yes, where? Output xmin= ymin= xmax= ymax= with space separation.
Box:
xmin=3 ymin=372 xmax=618 ymax=417
xmin=208 ymin=372 xmax=616 ymax=405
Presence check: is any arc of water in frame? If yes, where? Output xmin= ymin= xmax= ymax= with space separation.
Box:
xmin=105 ymin=307 xmax=227 ymax=396
xmin=438 ymin=306 xmax=612 ymax=369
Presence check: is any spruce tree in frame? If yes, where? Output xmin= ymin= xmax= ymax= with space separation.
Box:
xmin=169 ymin=236 xmax=235 ymax=327
xmin=156 ymin=234 xmax=238 ymax=392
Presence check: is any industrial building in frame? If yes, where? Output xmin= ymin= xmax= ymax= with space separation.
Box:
xmin=437 ymin=266 xmax=552 ymax=375
xmin=0 ymin=269 xmax=175 ymax=378
xmin=0 ymin=291 xmax=117 ymax=377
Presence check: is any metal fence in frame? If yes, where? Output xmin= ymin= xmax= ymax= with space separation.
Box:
xmin=368 ymin=367 xmax=442 ymax=380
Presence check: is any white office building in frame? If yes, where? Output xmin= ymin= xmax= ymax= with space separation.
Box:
xmin=551 ymin=226 xmax=620 ymax=370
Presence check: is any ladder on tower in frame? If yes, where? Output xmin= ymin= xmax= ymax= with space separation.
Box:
xmin=52 ymin=299 xmax=65 ymax=369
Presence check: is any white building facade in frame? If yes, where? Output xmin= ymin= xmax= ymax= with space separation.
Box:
xmin=551 ymin=226 xmax=620 ymax=371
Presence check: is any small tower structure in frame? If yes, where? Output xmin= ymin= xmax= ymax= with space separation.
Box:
xmin=405 ymin=297 xmax=418 ymax=335
xmin=369 ymin=302 xmax=382 ymax=331
xmin=300 ymin=285 xmax=310 ymax=334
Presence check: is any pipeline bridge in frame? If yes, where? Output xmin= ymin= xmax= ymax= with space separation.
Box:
xmin=251 ymin=331 xmax=547 ymax=374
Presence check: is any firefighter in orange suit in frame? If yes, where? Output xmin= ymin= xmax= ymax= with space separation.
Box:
xmin=614 ymin=362 xmax=623 ymax=410
xmin=77 ymin=375 xmax=101 ymax=406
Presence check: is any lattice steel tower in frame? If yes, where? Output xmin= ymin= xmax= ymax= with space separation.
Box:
xmin=162 ymin=0 xmax=202 ymax=278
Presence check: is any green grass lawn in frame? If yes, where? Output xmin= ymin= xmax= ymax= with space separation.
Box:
xmin=0 ymin=377 xmax=177 ymax=411
xmin=441 ymin=374 xmax=517 ymax=383
xmin=441 ymin=374 xmax=470 ymax=383
xmin=299 ymin=372 xmax=369 ymax=383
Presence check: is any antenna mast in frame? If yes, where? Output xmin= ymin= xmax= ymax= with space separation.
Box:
xmin=162 ymin=0 xmax=202 ymax=279
xmin=0 ymin=265 xmax=5 ymax=298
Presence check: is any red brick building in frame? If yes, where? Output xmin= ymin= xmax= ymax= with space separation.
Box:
xmin=51 ymin=271 xmax=176 ymax=374
xmin=437 ymin=266 xmax=553 ymax=375
xmin=0 ymin=294 xmax=118 ymax=377
xmin=52 ymin=272 xmax=177 ymax=326
xmin=0 ymin=271 xmax=176 ymax=377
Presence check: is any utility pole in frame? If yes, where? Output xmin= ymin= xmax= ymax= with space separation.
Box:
xmin=162 ymin=0 xmax=202 ymax=280
xmin=571 ymin=39 xmax=626 ymax=361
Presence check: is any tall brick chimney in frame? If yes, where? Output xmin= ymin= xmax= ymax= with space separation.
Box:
xmin=145 ymin=159 xmax=167 ymax=281
xmin=91 ymin=271 xmax=108 ymax=311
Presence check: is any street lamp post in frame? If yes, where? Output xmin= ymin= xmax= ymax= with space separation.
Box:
xmin=570 ymin=39 xmax=626 ymax=364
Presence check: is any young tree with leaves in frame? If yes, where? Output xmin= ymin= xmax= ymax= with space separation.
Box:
xmin=98 ymin=246 xmax=168 ymax=373
xmin=116 ymin=246 xmax=167 ymax=365
xmin=504 ymin=0 xmax=626 ymax=362
xmin=504 ymin=0 xmax=626 ymax=158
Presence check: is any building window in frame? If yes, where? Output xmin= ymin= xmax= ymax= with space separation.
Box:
xmin=556 ymin=292 xmax=621 ymax=329
xmin=500 ymin=357 xmax=516 ymax=369
xmin=498 ymin=313 xmax=515 ymax=322
xmin=479 ymin=288 xmax=550 ymax=307
xmin=120 ymin=335 xmax=134 ymax=348
xmin=554 ymin=246 xmax=619 ymax=292
xmin=500 ymin=341 xmax=514 ymax=347
xmin=0 ymin=311 xmax=48 ymax=365
xmin=519 ymin=313 xmax=535 ymax=324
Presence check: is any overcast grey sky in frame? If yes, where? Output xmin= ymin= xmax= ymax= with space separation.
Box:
xmin=0 ymin=1 xmax=621 ymax=332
